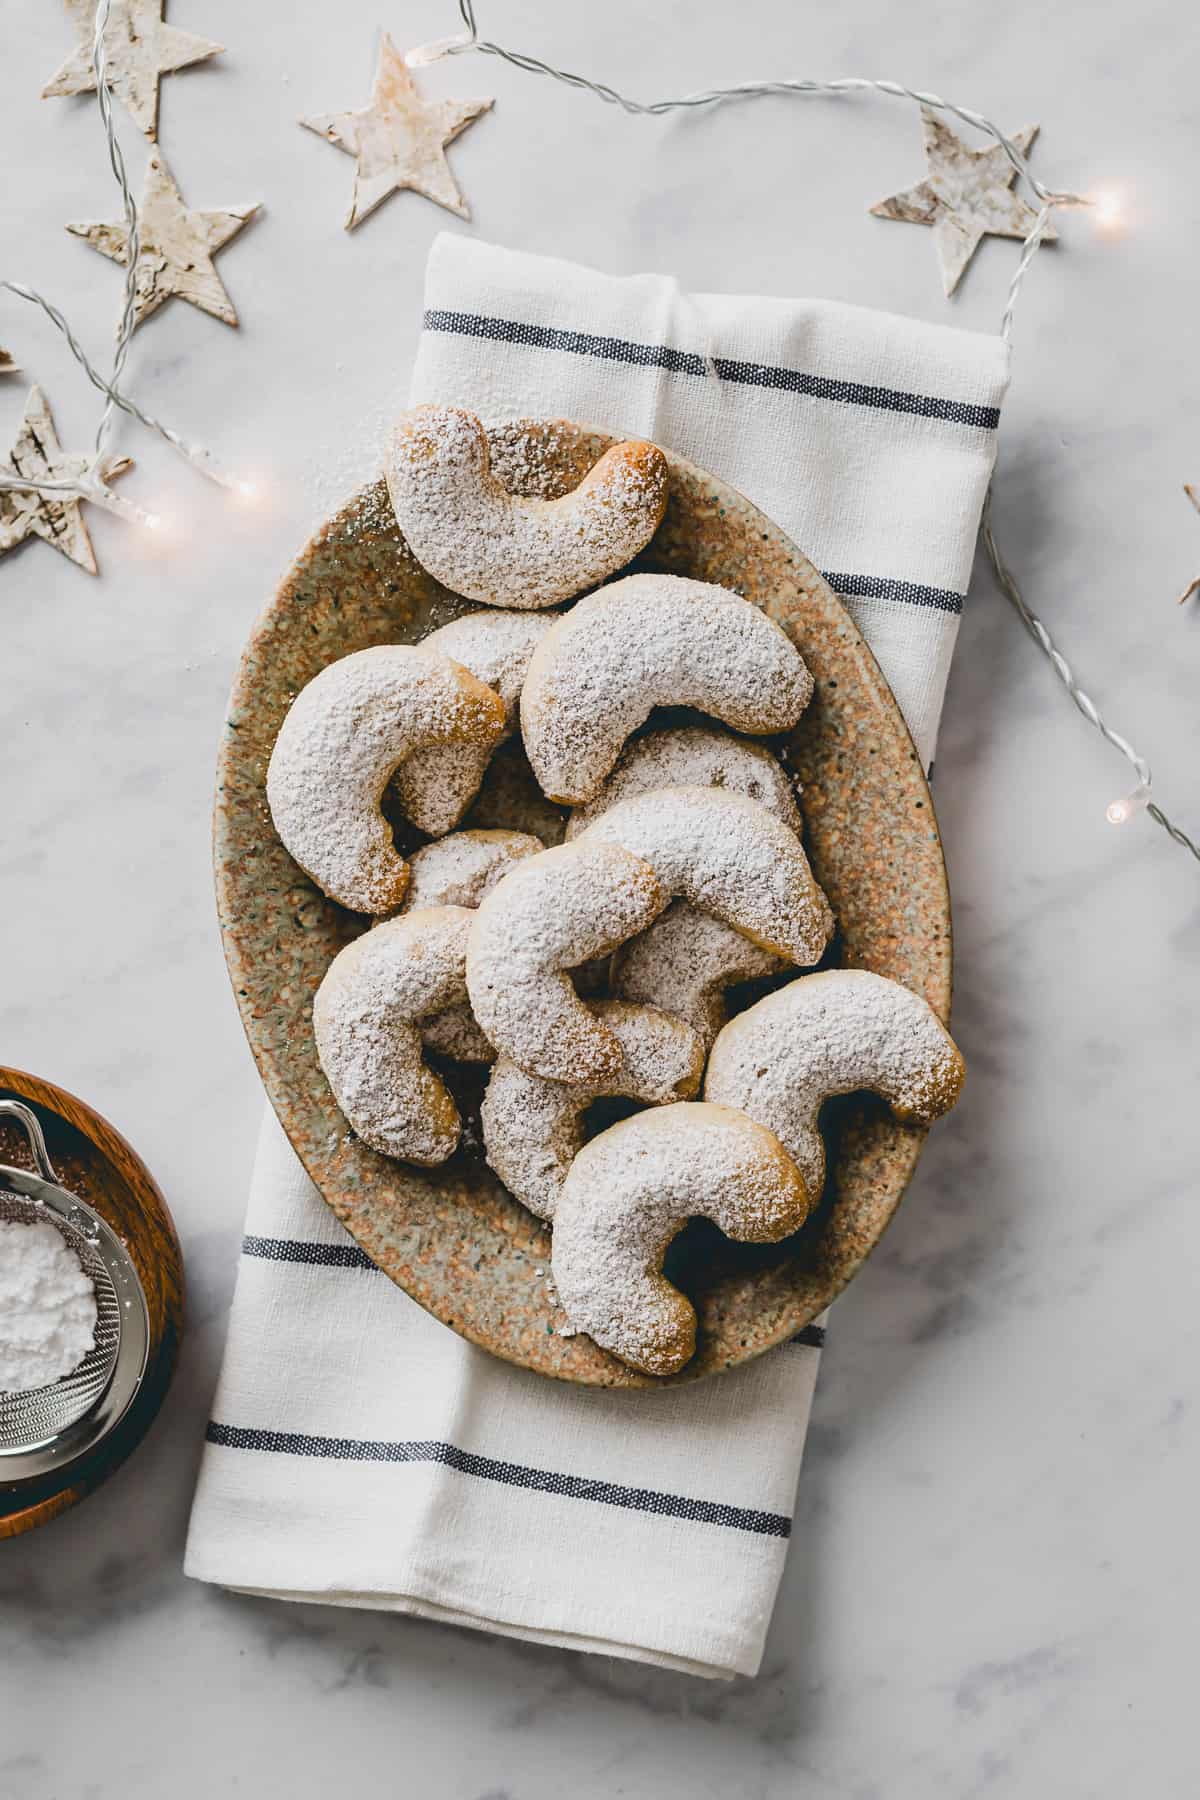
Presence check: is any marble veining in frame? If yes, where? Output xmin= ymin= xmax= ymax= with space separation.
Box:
xmin=3 ymin=0 xmax=1198 ymax=1794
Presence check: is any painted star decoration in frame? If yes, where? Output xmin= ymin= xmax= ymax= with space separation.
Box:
xmin=42 ymin=0 xmax=223 ymax=141
xmin=66 ymin=152 xmax=259 ymax=330
xmin=0 ymin=387 xmax=131 ymax=576
xmin=871 ymin=108 xmax=1056 ymax=296
xmin=301 ymin=33 xmax=493 ymax=230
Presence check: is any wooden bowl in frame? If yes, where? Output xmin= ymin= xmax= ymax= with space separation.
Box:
xmin=0 ymin=1069 xmax=184 ymax=1537
xmin=214 ymin=421 xmax=952 ymax=1388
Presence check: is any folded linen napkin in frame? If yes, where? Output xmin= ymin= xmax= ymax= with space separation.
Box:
xmin=185 ymin=234 xmax=1009 ymax=1679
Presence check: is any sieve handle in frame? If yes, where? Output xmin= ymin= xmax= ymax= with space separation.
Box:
xmin=0 ymin=1098 xmax=59 ymax=1184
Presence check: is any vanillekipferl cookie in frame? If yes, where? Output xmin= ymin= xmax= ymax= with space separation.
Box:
xmin=465 ymin=840 xmax=667 ymax=1084
xmin=267 ymin=645 xmax=505 ymax=914
xmin=564 ymin=725 xmax=803 ymax=840
xmin=704 ymin=969 xmax=966 ymax=1196
xmin=313 ymin=907 xmax=476 ymax=1166
xmin=520 ymin=573 xmax=813 ymax=804
xmin=399 ymin=828 xmax=544 ymax=915
xmin=551 ymin=1103 xmax=812 ymax=1377
xmin=386 ymin=405 xmax=668 ymax=610
xmin=574 ymin=785 xmax=833 ymax=964
xmin=565 ymin=725 xmax=801 ymax=1046
xmin=480 ymin=1000 xmax=704 ymax=1222
xmin=398 ymin=829 xmax=544 ymax=1063
xmin=393 ymin=610 xmax=557 ymax=837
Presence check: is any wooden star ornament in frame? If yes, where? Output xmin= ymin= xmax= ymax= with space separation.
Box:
xmin=871 ymin=109 xmax=1056 ymax=296
xmin=0 ymin=387 xmax=132 ymax=576
xmin=301 ymin=34 xmax=493 ymax=229
xmin=66 ymin=152 xmax=260 ymax=330
xmin=42 ymin=0 xmax=223 ymax=141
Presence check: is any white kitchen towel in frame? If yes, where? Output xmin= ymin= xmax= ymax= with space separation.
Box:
xmin=185 ymin=235 xmax=1010 ymax=1680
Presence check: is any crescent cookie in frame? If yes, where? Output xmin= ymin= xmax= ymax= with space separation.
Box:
xmin=313 ymin=907 xmax=475 ymax=1166
xmin=564 ymin=725 xmax=802 ymax=840
xmin=395 ymin=610 xmax=558 ymax=836
xmin=267 ymin=645 xmax=506 ymax=914
xmin=386 ymin=405 xmax=668 ymax=610
xmin=552 ymin=1103 xmax=812 ymax=1377
xmin=704 ymin=969 xmax=966 ymax=1196
xmin=398 ymin=830 xmax=544 ymax=1062
xmin=399 ymin=828 xmax=544 ymax=914
xmin=480 ymin=1001 xmax=705 ymax=1222
xmin=466 ymin=841 xmax=667 ymax=1084
xmin=612 ymin=900 xmax=783 ymax=1050
xmin=575 ymin=786 xmax=833 ymax=964
xmin=520 ymin=574 xmax=813 ymax=804
xmin=564 ymin=727 xmax=800 ymax=1045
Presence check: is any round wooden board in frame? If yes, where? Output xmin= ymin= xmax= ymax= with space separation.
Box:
xmin=0 ymin=1069 xmax=184 ymax=1538
xmin=214 ymin=421 xmax=953 ymax=1387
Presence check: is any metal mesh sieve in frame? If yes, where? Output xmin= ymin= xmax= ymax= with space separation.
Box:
xmin=0 ymin=1187 xmax=123 ymax=1453
xmin=0 ymin=1098 xmax=149 ymax=1481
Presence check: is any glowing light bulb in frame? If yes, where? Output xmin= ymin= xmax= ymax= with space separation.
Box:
xmin=231 ymin=477 xmax=266 ymax=510
xmin=1106 ymin=782 xmax=1150 ymax=825
xmin=1090 ymin=187 xmax=1128 ymax=235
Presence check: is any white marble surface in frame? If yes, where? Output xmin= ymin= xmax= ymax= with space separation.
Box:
xmin=3 ymin=1 xmax=1199 ymax=1793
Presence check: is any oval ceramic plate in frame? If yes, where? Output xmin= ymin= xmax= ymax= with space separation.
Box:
xmin=215 ymin=421 xmax=952 ymax=1388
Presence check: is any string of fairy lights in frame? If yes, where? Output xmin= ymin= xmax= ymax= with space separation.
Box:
xmin=0 ymin=0 xmax=255 ymax=530
xmin=4 ymin=3 xmax=1196 ymax=862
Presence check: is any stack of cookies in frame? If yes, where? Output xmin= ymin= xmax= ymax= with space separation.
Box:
xmin=266 ymin=406 xmax=965 ymax=1376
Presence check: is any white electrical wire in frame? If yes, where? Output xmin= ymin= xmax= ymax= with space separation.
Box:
xmin=90 ymin=0 xmax=138 ymax=458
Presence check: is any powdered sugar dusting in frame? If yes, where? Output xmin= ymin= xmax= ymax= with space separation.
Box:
xmin=313 ymin=906 xmax=475 ymax=1164
xmin=565 ymin=725 xmax=803 ymax=840
xmin=466 ymin=841 xmax=667 ymax=1083
xmin=551 ymin=1103 xmax=811 ymax=1375
xmin=521 ymin=573 xmax=814 ymax=804
xmin=480 ymin=1001 xmax=704 ymax=1221
xmin=395 ymin=610 xmax=558 ymax=834
xmin=386 ymin=406 xmax=667 ymax=610
xmin=704 ymin=970 xmax=966 ymax=1194
xmin=400 ymin=828 xmax=544 ymax=913
xmin=267 ymin=646 xmax=506 ymax=914
xmin=576 ymin=785 xmax=833 ymax=964
xmin=484 ymin=418 xmax=583 ymax=499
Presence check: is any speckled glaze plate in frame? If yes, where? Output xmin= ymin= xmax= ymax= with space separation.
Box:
xmin=215 ymin=420 xmax=952 ymax=1388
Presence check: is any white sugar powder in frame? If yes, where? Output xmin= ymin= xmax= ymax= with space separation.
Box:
xmin=0 ymin=1217 xmax=98 ymax=1393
